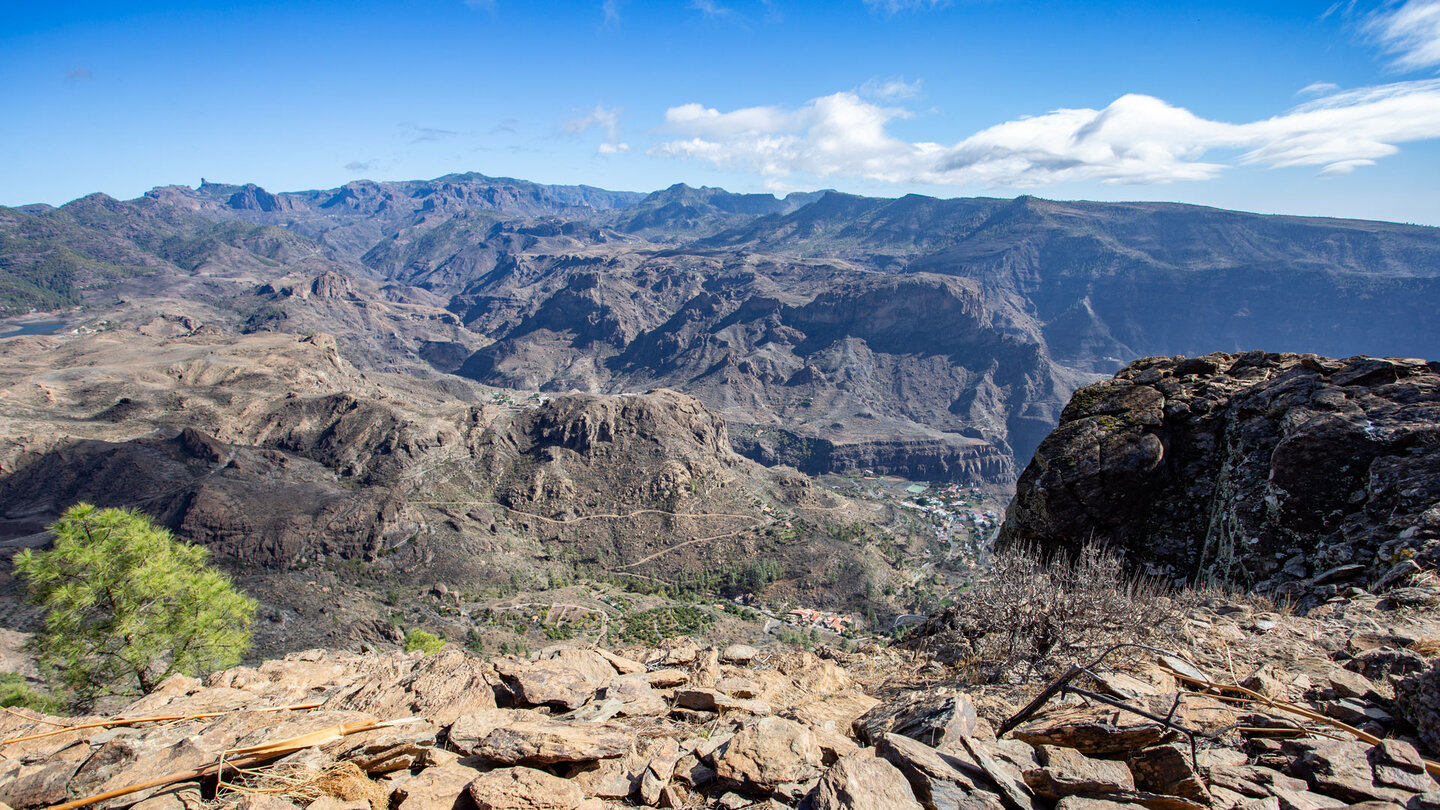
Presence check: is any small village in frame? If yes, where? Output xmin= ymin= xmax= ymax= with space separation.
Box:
xmin=823 ymin=471 xmax=1004 ymax=564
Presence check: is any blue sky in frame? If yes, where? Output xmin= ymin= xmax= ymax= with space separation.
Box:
xmin=4 ymin=0 xmax=1440 ymax=224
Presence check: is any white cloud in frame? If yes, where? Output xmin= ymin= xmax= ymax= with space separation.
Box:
xmin=657 ymin=93 xmax=923 ymax=180
xmin=562 ymin=106 xmax=629 ymax=155
xmin=1365 ymin=0 xmax=1440 ymax=72
xmin=562 ymin=106 xmax=619 ymax=137
xmin=860 ymin=76 xmax=922 ymax=100
xmin=930 ymin=94 xmax=1232 ymax=185
xmin=1319 ymin=158 xmax=1376 ymax=175
xmin=862 ymin=0 xmax=950 ymax=12
xmin=1234 ymin=80 xmax=1440 ymax=169
xmin=602 ymin=0 xmax=620 ymax=23
xmin=690 ymin=0 xmax=732 ymax=18
xmin=653 ymin=80 xmax=1440 ymax=187
xmin=1298 ymin=81 xmax=1341 ymax=96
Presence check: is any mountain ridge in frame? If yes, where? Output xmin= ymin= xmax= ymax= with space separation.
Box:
xmin=4 ymin=173 xmax=1439 ymax=483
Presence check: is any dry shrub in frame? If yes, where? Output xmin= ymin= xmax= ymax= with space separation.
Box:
xmin=907 ymin=541 xmax=1184 ymax=684
xmin=219 ymin=762 xmax=387 ymax=810
xmin=1410 ymin=638 xmax=1440 ymax=658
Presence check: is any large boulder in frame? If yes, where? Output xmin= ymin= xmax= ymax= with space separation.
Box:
xmin=714 ymin=716 xmax=827 ymax=799
xmin=811 ymin=752 xmax=925 ymax=810
xmin=999 ymin=352 xmax=1440 ymax=592
xmin=508 ymin=649 xmax=618 ymax=710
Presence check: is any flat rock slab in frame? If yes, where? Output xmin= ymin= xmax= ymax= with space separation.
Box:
xmin=786 ymin=691 xmax=881 ymax=732
xmin=476 ymin=719 xmax=633 ymax=766
xmin=1025 ymin=745 xmax=1136 ymax=801
xmin=674 ymin=688 xmax=772 ymax=715
xmin=327 ymin=649 xmax=499 ymax=724
xmin=449 ymin=709 xmax=536 ymax=755
xmin=1284 ymin=739 xmax=1412 ymax=805
xmin=392 ymin=763 xmax=485 ymax=810
xmin=512 ymin=650 xmax=618 ymax=710
xmin=1055 ymin=800 xmax=1150 ymax=810
xmin=594 ymin=648 xmax=646 ymax=675
xmin=467 ymin=766 xmax=587 ymax=810
xmin=854 ymin=690 xmax=978 ymax=748
xmin=1013 ymin=705 xmax=1177 ymax=756
xmin=722 ymin=645 xmax=759 ymax=664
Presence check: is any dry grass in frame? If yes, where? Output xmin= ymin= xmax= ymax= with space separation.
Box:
xmin=217 ymin=762 xmax=386 ymax=810
xmin=1188 ymin=579 xmax=1296 ymax=617
xmin=1410 ymin=638 xmax=1440 ymax=658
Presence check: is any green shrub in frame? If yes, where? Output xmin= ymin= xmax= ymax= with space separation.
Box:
xmin=0 ymin=673 xmax=64 ymax=715
xmin=403 ymin=629 xmax=445 ymax=654
xmin=617 ymin=606 xmax=715 ymax=645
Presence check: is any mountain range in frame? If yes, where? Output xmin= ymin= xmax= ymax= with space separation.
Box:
xmin=5 ymin=172 xmax=1440 ymax=483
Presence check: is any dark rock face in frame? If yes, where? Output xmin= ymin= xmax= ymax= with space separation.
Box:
xmin=733 ymin=430 xmax=1014 ymax=483
xmin=999 ymin=351 xmax=1440 ymax=593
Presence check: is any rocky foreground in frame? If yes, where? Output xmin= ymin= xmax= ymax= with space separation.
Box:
xmin=3 ymin=585 xmax=1440 ymax=810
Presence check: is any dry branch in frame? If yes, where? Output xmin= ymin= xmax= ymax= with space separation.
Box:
xmin=47 ymin=717 xmax=391 ymax=810
xmin=0 ymin=701 xmax=324 ymax=747
xmin=1160 ymin=665 xmax=1440 ymax=777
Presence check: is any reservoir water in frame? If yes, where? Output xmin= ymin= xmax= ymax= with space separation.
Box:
xmin=0 ymin=321 xmax=66 ymax=339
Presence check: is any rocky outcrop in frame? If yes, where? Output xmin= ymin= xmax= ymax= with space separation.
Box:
xmin=469 ymin=388 xmax=849 ymax=520
xmin=0 ymin=643 xmax=892 ymax=810
xmin=0 ymin=431 xmax=420 ymax=567
xmin=1000 ymin=352 xmax=1440 ymax=595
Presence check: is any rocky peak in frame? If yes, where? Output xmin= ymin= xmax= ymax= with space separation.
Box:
xmin=516 ymin=389 xmax=734 ymax=460
xmin=226 ymin=183 xmax=292 ymax=213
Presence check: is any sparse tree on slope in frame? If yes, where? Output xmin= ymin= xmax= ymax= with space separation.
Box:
xmin=13 ymin=503 xmax=256 ymax=707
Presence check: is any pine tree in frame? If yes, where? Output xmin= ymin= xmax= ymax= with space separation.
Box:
xmin=13 ymin=503 xmax=256 ymax=706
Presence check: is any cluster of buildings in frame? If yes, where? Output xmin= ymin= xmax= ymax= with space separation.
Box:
xmin=487 ymin=391 xmax=551 ymax=408
xmin=894 ymin=483 xmax=999 ymax=545
xmin=785 ymin=607 xmax=856 ymax=633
